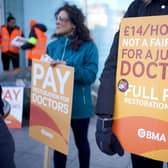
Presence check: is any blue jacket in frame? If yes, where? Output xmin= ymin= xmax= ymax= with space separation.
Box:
xmin=47 ymin=36 xmax=98 ymax=119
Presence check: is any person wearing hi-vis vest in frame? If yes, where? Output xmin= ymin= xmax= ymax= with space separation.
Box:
xmin=0 ymin=14 xmax=23 ymax=71
xmin=95 ymin=0 xmax=166 ymax=168
xmin=21 ymin=19 xmax=47 ymax=66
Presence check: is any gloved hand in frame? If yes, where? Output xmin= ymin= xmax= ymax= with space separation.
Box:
xmin=95 ymin=116 xmax=124 ymax=156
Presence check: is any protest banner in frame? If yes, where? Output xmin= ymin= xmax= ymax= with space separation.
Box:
xmin=2 ymin=87 xmax=24 ymax=128
xmin=113 ymin=16 xmax=168 ymax=162
xmin=29 ymin=59 xmax=74 ymax=155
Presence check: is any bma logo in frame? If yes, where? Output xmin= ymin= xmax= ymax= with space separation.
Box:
xmin=137 ymin=128 xmax=166 ymax=142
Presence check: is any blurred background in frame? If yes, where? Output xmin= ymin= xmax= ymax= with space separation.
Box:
xmin=0 ymin=0 xmax=132 ymax=116
xmin=0 ymin=0 xmax=131 ymax=73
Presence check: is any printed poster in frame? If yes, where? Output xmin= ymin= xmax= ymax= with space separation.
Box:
xmin=2 ymin=87 xmax=24 ymax=128
xmin=29 ymin=59 xmax=74 ymax=155
xmin=113 ymin=16 xmax=168 ymax=162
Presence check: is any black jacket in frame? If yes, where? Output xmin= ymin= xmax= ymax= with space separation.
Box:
xmin=95 ymin=0 xmax=168 ymax=117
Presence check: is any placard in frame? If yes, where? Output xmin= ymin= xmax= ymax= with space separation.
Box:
xmin=113 ymin=15 xmax=168 ymax=162
xmin=29 ymin=59 xmax=74 ymax=154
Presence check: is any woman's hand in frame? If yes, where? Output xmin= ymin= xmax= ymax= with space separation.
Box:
xmin=40 ymin=54 xmax=66 ymax=67
xmin=50 ymin=60 xmax=66 ymax=67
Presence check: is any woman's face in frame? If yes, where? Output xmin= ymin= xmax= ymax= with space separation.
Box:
xmin=56 ymin=10 xmax=75 ymax=36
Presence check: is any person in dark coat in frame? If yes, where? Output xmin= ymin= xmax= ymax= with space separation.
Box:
xmin=95 ymin=0 xmax=166 ymax=167
xmin=0 ymin=85 xmax=15 ymax=168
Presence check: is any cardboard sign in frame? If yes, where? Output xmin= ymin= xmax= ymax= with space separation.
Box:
xmin=29 ymin=59 xmax=74 ymax=155
xmin=2 ymin=87 xmax=24 ymax=128
xmin=113 ymin=16 xmax=168 ymax=162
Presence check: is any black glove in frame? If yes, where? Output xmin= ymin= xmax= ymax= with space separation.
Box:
xmin=95 ymin=116 xmax=124 ymax=156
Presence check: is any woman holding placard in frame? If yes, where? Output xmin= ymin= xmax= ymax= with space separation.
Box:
xmin=47 ymin=3 xmax=98 ymax=168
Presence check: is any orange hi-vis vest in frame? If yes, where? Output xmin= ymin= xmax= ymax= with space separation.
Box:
xmin=26 ymin=27 xmax=47 ymax=60
xmin=0 ymin=25 xmax=23 ymax=54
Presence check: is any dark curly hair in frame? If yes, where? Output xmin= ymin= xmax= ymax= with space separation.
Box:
xmin=53 ymin=3 xmax=92 ymax=50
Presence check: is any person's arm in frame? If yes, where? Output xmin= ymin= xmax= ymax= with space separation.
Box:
xmin=95 ymin=32 xmax=124 ymax=156
xmin=21 ymin=28 xmax=37 ymax=50
xmin=95 ymin=0 xmax=141 ymax=156
xmin=96 ymin=31 xmax=119 ymax=118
